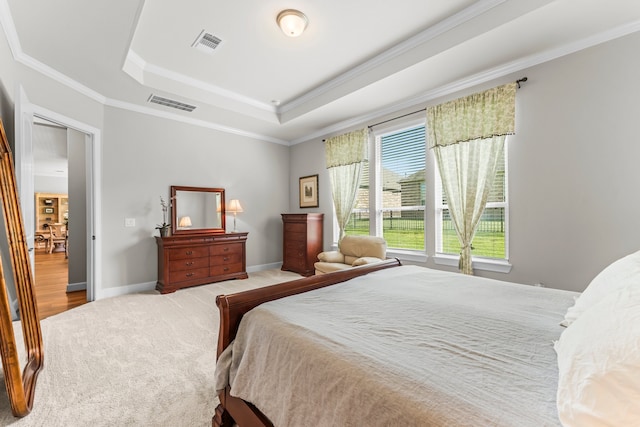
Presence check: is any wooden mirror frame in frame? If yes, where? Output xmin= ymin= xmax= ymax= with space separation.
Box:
xmin=0 ymin=118 xmax=43 ymax=416
xmin=170 ymin=185 xmax=226 ymax=235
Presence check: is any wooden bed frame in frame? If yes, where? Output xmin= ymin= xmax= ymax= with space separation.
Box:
xmin=212 ymin=258 xmax=402 ymax=427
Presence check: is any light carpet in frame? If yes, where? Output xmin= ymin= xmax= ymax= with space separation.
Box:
xmin=0 ymin=269 xmax=301 ymax=426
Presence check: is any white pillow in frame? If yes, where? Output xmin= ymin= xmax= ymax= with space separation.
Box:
xmin=555 ymin=285 xmax=640 ymax=426
xmin=562 ymin=249 xmax=640 ymax=327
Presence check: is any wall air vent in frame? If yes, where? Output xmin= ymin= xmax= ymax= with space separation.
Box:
xmin=192 ymin=30 xmax=222 ymax=54
xmin=147 ymin=94 xmax=196 ymax=112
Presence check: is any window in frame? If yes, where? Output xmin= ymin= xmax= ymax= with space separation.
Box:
xmin=378 ymin=126 xmax=425 ymax=250
xmin=341 ymin=121 xmax=508 ymax=264
xmin=344 ymin=124 xmax=426 ymax=252
xmin=435 ymin=143 xmax=508 ymax=260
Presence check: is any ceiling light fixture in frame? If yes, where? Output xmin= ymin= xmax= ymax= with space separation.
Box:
xmin=276 ymin=9 xmax=308 ymax=37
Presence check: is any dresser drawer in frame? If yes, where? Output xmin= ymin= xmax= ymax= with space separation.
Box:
xmin=169 ymin=256 xmax=209 ymax=272
xmin=211 ymin=263 xmax=243 ymax=276
xmin=169 ymin=267 xmax=210 ymax=284
xmin=285 ymin=240 xmax=306 ymax=251
xmin=284 ymin=247 xmax=306 ymax=262
xmin=168 ymin=246 xmax=209 ymax=260
xmin=284 ymin=222 xmax=307 ymax=233
xmin=283 ymin=256 xmax=306 ymax=270
xmin=211 ymin=252 xmax=242 ymax=266
xmin=286 ymin=231 xmax=307 ymax=243
xmin=156 ymin=232 xmax=248 ymax=293
xmin=210 ymin=243 xmax=242 ymax=256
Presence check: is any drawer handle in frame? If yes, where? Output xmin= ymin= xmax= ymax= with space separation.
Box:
xmin=185 ymin=250 xmax=193 ymax=255
xmin=223 ymin=257 xmax=229 ymax=261
xmin=223 ymin=267 xmax=229 ymax=272
xmin=185 ymin=261 xmax=194 ymax=266
xmin=186 ymin=272 xmax=194 ymax=277
xmin=223 ymin=247 xmax=230 ymax=252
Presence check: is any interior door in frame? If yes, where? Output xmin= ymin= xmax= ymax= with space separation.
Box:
xmin=14 ymin=86 xmax=35 ymax=269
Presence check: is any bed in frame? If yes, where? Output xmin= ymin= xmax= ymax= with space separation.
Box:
xmin=213 ymin=254 xmax=640 ymax=427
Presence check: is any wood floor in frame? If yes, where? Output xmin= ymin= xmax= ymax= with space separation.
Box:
xmin=33 ymin=248 xmax=87 ymax=320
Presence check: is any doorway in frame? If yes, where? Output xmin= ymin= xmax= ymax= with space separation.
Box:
xmin=15 ymin=86 xmax=101 ymax=316
xmin=32 ymin=119 xmax=87 ymax=318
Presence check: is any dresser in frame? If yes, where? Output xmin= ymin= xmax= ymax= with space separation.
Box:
xmin=281 ymin=213 xmax=324 ymax=276
xmin=156 ymin=232 xmax=248 ymax=294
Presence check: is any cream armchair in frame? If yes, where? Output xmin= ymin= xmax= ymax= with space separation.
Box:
xmin=314 ymin=235 xmax=387 ymax=274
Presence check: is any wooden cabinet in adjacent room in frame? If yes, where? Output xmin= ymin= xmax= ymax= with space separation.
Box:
xmin=281 ymin=213 xmax=324 ymax=276
xmin=35 ymin=192 xmax=68 ymax=233
xmin=156 ymin=232 xmax=248 ymax=294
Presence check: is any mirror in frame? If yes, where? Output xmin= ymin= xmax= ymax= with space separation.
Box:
xmin=171 ymin=186 xmax=226 ymax=235
xmin=0 ymin=118 xmax=43 ymax=416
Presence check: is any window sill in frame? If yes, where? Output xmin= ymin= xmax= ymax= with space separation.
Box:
xmin=433 ymin=253 xmax=512 ymax=274
xmin=387 ymin=249 xmax=428 ymax=263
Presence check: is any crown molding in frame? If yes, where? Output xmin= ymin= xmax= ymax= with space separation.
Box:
xmin=0 ymin=0 xmax=20 ymax=59
xmin=122 ymin=0 xmax=508 ymax=120
xmin=290 ymin=20 xmax=640 ymax=145
xmin=124 ymin=50 xmax=278 ymax=114
xmin=279 ymin=0 xmax=507 ymax=115
xmin=2 ymin=0 xmax=639 ymax=148
xmin=0 ymin=0 xmax=106 ymax=104
xmin=104 ymin=98 xmax=289 ymax=145
xmin=0 ymin=0 xmax=287 ymax=145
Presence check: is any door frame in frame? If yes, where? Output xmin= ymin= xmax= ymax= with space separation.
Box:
xmin=16 ymin=91 xmax=101 ymax=302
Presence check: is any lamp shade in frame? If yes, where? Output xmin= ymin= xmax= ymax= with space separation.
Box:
xmin=276 ymin=9 xmax=308 ymax=37
xmin=227 ymin=199 xmax=244 ymax=214
xmin=178 ymin=216 xmax=192 ymax=227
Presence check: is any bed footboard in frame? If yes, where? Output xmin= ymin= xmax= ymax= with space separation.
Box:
xmin=212 ymin=258 xmax=402 ymax=427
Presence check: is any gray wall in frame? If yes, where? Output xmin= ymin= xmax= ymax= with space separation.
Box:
xmin=0 ymin=26 xmax=290 ymax=296
xmin=101 ymin=107 xmax=289 ymax=290
xmin=290 ymin=31 xmax=640 ymax=293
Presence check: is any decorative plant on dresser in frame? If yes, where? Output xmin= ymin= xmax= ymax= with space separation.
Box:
xmin=155 ymin=186 xmax=248 ymax=294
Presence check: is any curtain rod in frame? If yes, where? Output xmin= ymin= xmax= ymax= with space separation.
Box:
xmin=366 ymin=77 xmax=528 ymax=130
xmin=322 ymin=77 xmax=527 ymax=140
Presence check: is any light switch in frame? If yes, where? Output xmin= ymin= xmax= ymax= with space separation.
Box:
xmin=124 ymin=218 xmax=136 ymax=227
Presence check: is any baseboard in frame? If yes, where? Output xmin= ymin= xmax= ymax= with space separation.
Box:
xmin=246 ymin=262 xmax=282 ymax=273
xmin=95 ymin=281 xmax=157 ymax=300
xmin=94 ymin=264 xmax=284 ymax=300
xmin=66 ymin=282 xmax=87 ymax=292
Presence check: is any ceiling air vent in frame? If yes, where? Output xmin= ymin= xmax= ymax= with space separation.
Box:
xmin=147 ymin=94 xmax=196 ymax=112
xmin=192 ymin=30 xmax=222 ymax=54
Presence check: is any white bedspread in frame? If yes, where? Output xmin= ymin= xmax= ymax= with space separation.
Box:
xmin=215 ymin=265 xmax=577 ymax=426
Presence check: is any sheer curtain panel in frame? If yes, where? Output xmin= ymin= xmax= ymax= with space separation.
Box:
xmin=325 ymin=128 xmax=369 ymax=241
xmin=427 ymin=83 xmax=516 ymax=275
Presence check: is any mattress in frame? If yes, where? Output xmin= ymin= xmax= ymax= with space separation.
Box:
xmin=215 ymin=265 xmax=578 ymax=426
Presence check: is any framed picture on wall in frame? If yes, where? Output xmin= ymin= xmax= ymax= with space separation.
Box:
xmin=299 ymin=174 xmax=319 ymax=208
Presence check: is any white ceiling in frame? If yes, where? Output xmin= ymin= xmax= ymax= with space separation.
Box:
xmin=4 ymin=0 xmax=640 ymax=145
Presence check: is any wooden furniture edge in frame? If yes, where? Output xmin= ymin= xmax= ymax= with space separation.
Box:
xmin=215 ymin=257 xmax=401 ymax=356
xmin=212 ymin=258 xmax=402 ymax=427
xmin=0 ymin=118 xmax=44 ymax=417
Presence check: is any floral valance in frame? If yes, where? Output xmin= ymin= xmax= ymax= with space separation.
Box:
xmin=427 ymin=82 xmax=517 ymax=148
xmin=324 ymin=128 xmax=369 ymax=168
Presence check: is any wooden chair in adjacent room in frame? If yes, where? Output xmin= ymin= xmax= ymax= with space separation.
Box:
xmin=47 ymin=223 xmax=67 ymax=258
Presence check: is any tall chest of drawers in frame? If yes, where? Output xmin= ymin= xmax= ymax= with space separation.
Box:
xmin=281 ymin=213 xmax=324 ymax=276
xmin=156 ymin=232 xmax=248 ymax=294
